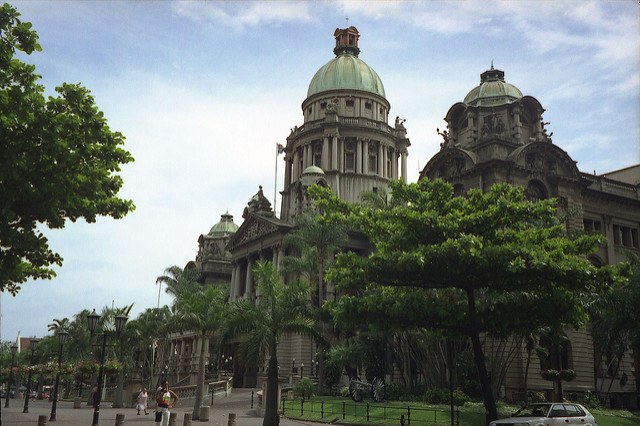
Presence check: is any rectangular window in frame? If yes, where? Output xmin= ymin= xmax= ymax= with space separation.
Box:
xmin=613 ymin=224 xmax=639 ymax=249
xmin=320 ymin=102 xmax=327 ymax=109
xmin=345 ymin=152 xmax=355 ymax=171
xmin=583 ymin=219 xmax=602 ymax=233
xmin=346 ymin=100 xmax=354 ymax=108
xmin=365 ymin=102 xmax=372 ymax=110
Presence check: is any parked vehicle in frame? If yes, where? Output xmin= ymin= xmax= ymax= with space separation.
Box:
xmin=489 ymin=403 xmax=597 ymax=426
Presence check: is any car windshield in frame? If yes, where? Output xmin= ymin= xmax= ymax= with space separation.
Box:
xmin=513 ymin=404 xmax=552 ymax=417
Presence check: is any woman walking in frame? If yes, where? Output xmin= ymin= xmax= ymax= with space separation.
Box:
xmin=136 ymin=387 xmax=148 ymax=415
xmin=155 ymin=381 xmax=178 ymax=426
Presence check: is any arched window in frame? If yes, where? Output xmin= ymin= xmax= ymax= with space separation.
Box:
xmin=312 ymin=141 xmax=322 ymax=166
xmin=526 ymin=180 xmax=548 ymax=202
xmin=453 ymin=183 xmax=466 ymax=197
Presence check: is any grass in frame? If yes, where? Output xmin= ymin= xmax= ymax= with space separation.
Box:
xmin=281 ymin=397 xmax=640 ymax=425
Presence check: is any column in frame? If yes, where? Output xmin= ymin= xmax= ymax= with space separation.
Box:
xmin=356 ymin=138 xmax=362 ymax=173
xmin=292 ymin=150 xmax=299 ymax=182
xmin=401 ymin=150 xmax=408 ymax=183
xmin=284 ymin=157 xmax=292 ymax=187
xmin=321 ymin=137 xmax=329 ymax=170
xmin=331 ymin=136 xmax=338 ymax=171
xmin=245 ymin=258 xmax=254 ymax=300
xmin=363 ymin=139 xmax=369 ymax=174
xmin=392 ymin=148 xmax=398 ymax=179
xmin=378 ymin=143 xmax=384 ymax=177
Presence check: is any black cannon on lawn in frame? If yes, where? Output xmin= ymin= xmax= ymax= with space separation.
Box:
xmin=348 ymin=376 xmax=385 ymax=402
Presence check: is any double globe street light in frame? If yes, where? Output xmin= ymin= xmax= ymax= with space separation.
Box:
xmin=22 ymin=338 xmax=40 ymax=413
xmin=87 ymin=309 xmax=128 ymax=426
xmin=4 ymin=342 xmax=18 ymax=408
xmin=49 ymin=329 xmax=69 ymax=421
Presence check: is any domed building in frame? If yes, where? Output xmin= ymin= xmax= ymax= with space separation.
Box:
xmin=421 ymin=66 xmax=639 ymax=406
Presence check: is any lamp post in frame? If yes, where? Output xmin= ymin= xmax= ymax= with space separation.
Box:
xmin=49 ymin=330 xmax=69 ymax=421
xmin=300 ymin=363 xmax=304 ymax=379
xmin=87 ymin=309 xmax=128 ymax=426
xmin=4 ymin=343 xmax=18 ymax=408
xmin=291 ymin=358 xmax=295 ymax=373
xmin=22 ymin=338 xmax=40 ymax=413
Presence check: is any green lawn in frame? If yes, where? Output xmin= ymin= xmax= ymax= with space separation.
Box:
xmin=281 ymin=397 xmax=640 ymax=425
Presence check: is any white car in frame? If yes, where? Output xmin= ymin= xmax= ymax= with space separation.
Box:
xmin=489 ymin=402 xmax=597 ymax=426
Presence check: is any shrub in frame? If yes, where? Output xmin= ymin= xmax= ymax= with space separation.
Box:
xmin=583 ymin=391 xmax=601 ymax=410
xmin=452 ymin=389 xmax=469 ymax=406
xmin=424 ymin=388 xmax=449 ymax=404
xmin=293 ymin=377 xmax=315 ymax=400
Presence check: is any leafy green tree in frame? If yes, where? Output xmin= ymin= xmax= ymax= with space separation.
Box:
xmin=312 ymin=179 xmax=620 ymax=425
xmin=221 ymin=261 xmax=324 ymax=426
xmin=0 ymin=3 xmax=134 ymax=294
xmin=173 ymin=283 xmax=227 ymax=420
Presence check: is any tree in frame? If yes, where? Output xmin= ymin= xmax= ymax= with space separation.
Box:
xmin=221 ymin=261 xmax=324 ymax=426
xmin=173 ymin=283 xmax=227 ymax=420
xmin=156 ymin=265 xmax=201 ymax=305
xmin=313 ymin=179 xmax=620 ymax=425
xmin=281 ymin=209 xmax=347 ymax=391
xmin=0 ymin=3 xmax=134 ymax=294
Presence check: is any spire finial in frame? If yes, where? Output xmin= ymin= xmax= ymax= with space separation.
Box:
xmin=490 ymin=59 xmax=494 ymax=70
xmin=346 ymin=16 xmax=349 ymax=26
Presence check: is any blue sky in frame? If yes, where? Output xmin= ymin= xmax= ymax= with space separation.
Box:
xmin=2 ymin=1 xmax=639 ymax=343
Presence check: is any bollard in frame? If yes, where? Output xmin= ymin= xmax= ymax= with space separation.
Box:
xmin=73 ymin=397 xmax=82 ymax=409
xmin=115 ymin=413 xmax=125 ymax=426
xmin=400 ymin=413 xmax=405 ymax=426
xmin=38 ymin=415 xmax=48 ymax=425
xmin=183 ymin=412 xmax=192 ymax=426
xmin=199 ymin=405 xmax=210 ymax=421
xmin=228 ymin=412 xmax=236 ymax=426
xmin=169 ymin=411 xmax=178 ymax=425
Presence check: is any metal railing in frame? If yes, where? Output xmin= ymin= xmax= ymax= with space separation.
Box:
xmin=281 ymin=399 xmax=459 ymax=425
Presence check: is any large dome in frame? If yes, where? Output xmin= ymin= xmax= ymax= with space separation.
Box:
xmin=307 ymin=26 xmax=385 ymax=98
xmin=463 ymin=66 xmax=522 ymax=107
xmin=307 ymin=54 xmax=385 ymax=98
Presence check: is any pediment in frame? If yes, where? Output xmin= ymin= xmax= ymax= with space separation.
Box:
xmin=226 ymin=214 xmax=289 ymax=252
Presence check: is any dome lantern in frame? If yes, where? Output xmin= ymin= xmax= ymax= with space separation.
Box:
xmin=463 ymin=64 xmax=523 ymax=107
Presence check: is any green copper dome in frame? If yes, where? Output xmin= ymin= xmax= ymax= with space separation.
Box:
xmin=307 ymin=27 xmax=385 ymax=98
xmin=208 ymin=212 xmax=238 ymax=237
xmin=464 ymin=66 xmax=522 ymax=106
xmin=307 ymin=53 xmax=386 ymax=98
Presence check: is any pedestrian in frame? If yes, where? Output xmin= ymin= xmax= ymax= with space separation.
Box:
xmin=155 ymin=380 xmax=178 ymax=426
xmin=91 ymin=383 xmax=98 ymax=408
xmin=136 ymin=387 xmax=149 ymax=415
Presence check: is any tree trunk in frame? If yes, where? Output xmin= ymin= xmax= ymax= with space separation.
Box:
xmin=113 ymin=368 xmax=124 ymax=408
xmin=263 ymin=346 xmax=280 ymax=426
xmin=523 ymin=338 xmax=533 ymax=405
xmin=192 ymin=334 xmax=207 ymax=420
xmin=467 ymin=289 xmax=498 ymax=425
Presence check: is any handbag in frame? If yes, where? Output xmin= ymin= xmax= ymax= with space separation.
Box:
xmin=155 ymin=410 xmax=162 ymax=422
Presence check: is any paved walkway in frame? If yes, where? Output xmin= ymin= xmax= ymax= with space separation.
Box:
xmin=1 ymin=389 xmax=326 ymax=426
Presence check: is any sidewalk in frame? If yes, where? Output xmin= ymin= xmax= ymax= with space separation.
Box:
xmin=1 ymin=389 xmax=325 ymax=425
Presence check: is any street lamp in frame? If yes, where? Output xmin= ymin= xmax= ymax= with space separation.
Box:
xmin=87 ymin=309 xmax=128 ymax=426
xmin=300 ymin=363 xmax=304 ymax=379
xmin=49 ymin=330 xmax=69 ymax=421
xmin=22 ymin=338 xmax=40 ymax=413
xmin=4 ymin=343 xmax=18 ymax=408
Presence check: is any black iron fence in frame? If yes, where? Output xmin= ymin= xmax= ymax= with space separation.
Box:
xmin=281 ymin=399 xmax=459 ymax=425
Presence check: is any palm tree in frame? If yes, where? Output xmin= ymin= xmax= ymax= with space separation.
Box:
xmin=156 ymin=265 xmax=201 ymax=306
xmin=222 ymin=261 xmax=324 ymax=426
xmin=173 ymin=284 xmax=228 ymax=420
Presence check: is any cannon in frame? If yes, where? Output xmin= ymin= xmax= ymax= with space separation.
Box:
xmin=348 ymin=376 xmax=385 ymax=402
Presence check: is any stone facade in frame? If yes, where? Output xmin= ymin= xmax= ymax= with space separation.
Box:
xmin=420 ymin=66 xmax=639 ymax=408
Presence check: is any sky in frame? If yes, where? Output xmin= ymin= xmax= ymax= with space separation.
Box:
xmin=2 ymin=0 xmax=639 ymax=343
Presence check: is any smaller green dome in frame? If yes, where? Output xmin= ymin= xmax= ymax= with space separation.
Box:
xmin=208 ymin=212 xmax=238 ymax=237
xmin=303 ymin=165 xmax=325 ymax=175
xmin=464 ymin=66 xmax=522 ymax=106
